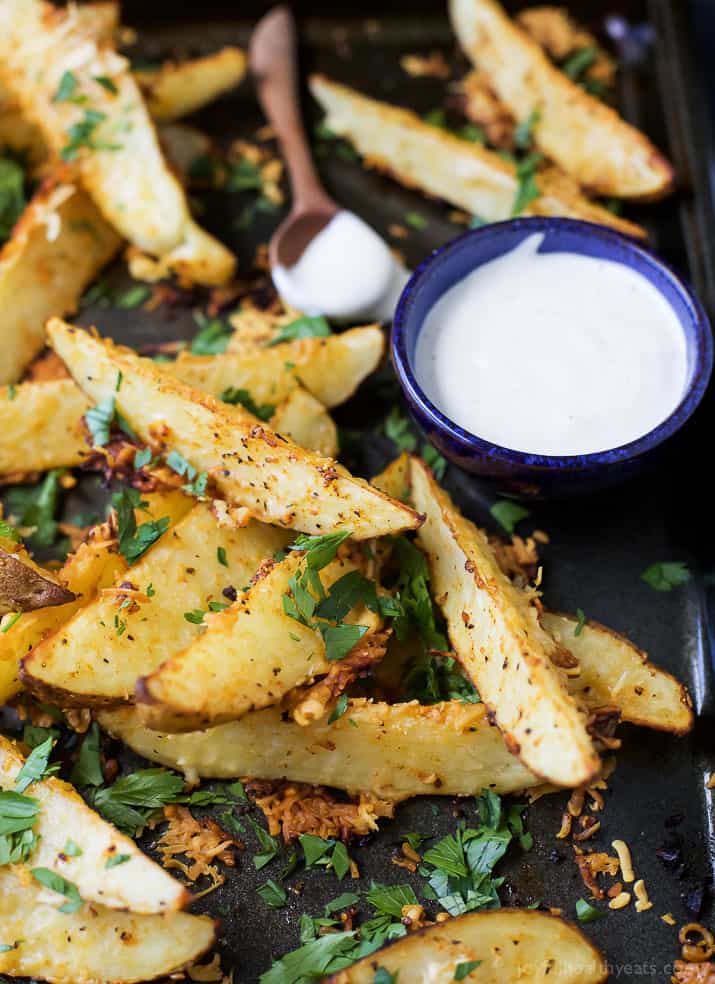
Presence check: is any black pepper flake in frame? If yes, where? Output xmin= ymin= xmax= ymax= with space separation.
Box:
xmin=223 ymin=586 xmax=237 ymax=601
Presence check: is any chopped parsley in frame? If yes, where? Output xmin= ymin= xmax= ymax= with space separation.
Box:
xmin=390 ymin=536 xmax=447 ymax=652
xmin=133 ymin=447 xmax=153 ymax=469
xmin=562 ymin=47 xmax=598 ymax=81
xmin=5 ymin=469 xmax=66 ymax=548
xmin=71 ymin=722 xmax=104 ymax=787
xmin=511 ymin=152 xmax=543 ymax=216
xmin=455 ymin=960 xmax=482 ymax=980
xmin=105 ymin=853 xmax=131 ymax=868
xmin=0 ymin=519 xmax=20 ymax=542
xmin=111 ymin=487 xmax=170 ymax=564
xmin=405 ymin=211 xmax=427 ymax=230
xmin=384 ymin=407 xmax=417 ymax=453
xmin=514 ymin=108 xmax=541 ymax=151
xmin=1 ymin=612 xmax=22 ymax=634
xmin=217 ymin=546 xmax=228 ymax=567
xmin=328 ymin=691 xmax=349 ymax=723
xmin=267 ymin=316 xmax=332 ymax=347
xmin=63 ymin=839 xmax=83 ymax=858
xmin=190 ymin=312 xmax=232 ymax=355
xmin=641 ymin=561 xmax=690 ymax=592
xmin=116 ymin=284 xmax=151 ymax=309
xmin=61 ymin=109 xmax=119 ymax=161
xmin=85 ymin=395 xmax=116 ymax=446
xmin=248 ymin=816 xmax=280 ymax=870
xmin=421 ymin=443 xmax=447 ymax=481
xmin=94 ymin=75 xmax=118 ymax=95
xmin=575 ymin=897 xmax=606 ymax=923
xmin=374 ymin=970 xmax=397 ymax=984
xmin=165 ymin=450 xmax=208 ymax=497
xmin=53 ymin=70 xmax=81 ymax=103
xmin=15 ymin=735 xmax=56 ymax=793
xmin=184 ymin=609 xmax=206 ymax=625
xmin=257 ymin=878 xmax=287 ymax=909
xmin=0 ymin=157 xmax=26 ymax=241
xmin=220 ymin=387 xmax=275 ymax=421
xmin=299 ymin=833 xmax=351 ymax=880
xmin=0 ymin=789 xmax=40 ymax=865
xmin=31 ymin=868 xmax=82 ymax=913
xmin=489 ymin=500 xmax=530 ymax=536
xmin=574 ymin=608 xmax=586 ymax=636
xmin=225 ymin=157 xmax=263 ymax=192
xmin=89 ymin=767 xmax=185 ymax=836
xmin=403 ymin=651 xmax=479 ymax=705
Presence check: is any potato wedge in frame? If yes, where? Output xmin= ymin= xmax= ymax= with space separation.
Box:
xmin=0 ymin=180 xmax=120 ymax=385
xmin=309 ymin=75 xmax=646 ymax=238
xmin=136 ymin=551 xmax=381 ymax=731
xmin=449 ymin=0 xmax=673 ymax=199
xmin=0 ymin=867 xmax=215 ymax=984
xmin=175 ymin=324 xmax=384 ymax=409
xmin=320 ymin=909 xmax=607 ymax=984
xmin=0 ymin=0 xmax=235 ymax=286
xmin=410 ymin=457 xmax=599 ymax=787
xmin=0 ymin=378 xmax=90 ymax=474
xmin=100 ymin=699 xmax=538 ymax=797
xmin=0 ymin=540 xmax=75 ymax=615
xmin=271 ymin=386 xmax=338 ymax=457
xmin=0 ymin=735 xmax=187 ymax=912
xmin=545 ymin=612 xmax=693 ymax=734
xmin=48 ymin=320 xmax=420 ymax=538
xmin=21 ymin=502 xmax=288 ymax=706
xmin=0 ymin=492 xmax=192 ymax=703
xmin=136 ymin=47 xmax=247 ymax=122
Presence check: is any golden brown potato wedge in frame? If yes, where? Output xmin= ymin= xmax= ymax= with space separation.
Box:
xmin=270 ymin=386 xmax=338 ymax=457
xmin=0 ymin=379 xmax=90 ymax=474
xmin=0 ymin=491 xmax=192 ymax=704
xmin=176 ymin=324 xmax=384 ymax=409
xmin=0 ymin=540 xmax=75 ymax=615
xmin=21 ymin=502 xmax=288 ymax=707
xmin=0 ymin=0 xmax=235 ymax=286
xmin=100 ymin=699 xmax=538 ymax=797
xmin=410 ymin=457 xmax=599 ymax=787
xmin=136 ymin=551 xmax=381 ymax=732
xmin=449 ymin=0 xmax=673 ymax=199
xmin=48 ymin=320 xmax=420 ymax=538
xmin=0 ymin=866 xmax=215 ymax=984
xmin=309 ymin=75 xmax=646 ymax=237
xmin=0 ymin=180 xmax=120 ymax=385
xmin=321 ymin=909 xmax=607 ymax=984
xmin=0 ymin=735 xmax=188 ymax=913
xmin=136 ymin=47 xmax=247 ymax=122
xmin=545 ymin=611 xmax=693 ymax=734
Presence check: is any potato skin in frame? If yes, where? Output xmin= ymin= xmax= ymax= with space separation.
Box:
xmin=0 ymin=547 xmax=76 ymax=615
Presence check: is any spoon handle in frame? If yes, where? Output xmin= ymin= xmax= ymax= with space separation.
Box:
xmin=250 ymin=5 xmax=334 ymax=213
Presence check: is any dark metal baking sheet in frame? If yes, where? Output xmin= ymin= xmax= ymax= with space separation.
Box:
xmin=4 ymin=2 xmax=715 ymax=981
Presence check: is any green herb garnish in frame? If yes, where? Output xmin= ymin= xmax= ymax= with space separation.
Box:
xmin=641 ymin=562 xmax=690 ymax=592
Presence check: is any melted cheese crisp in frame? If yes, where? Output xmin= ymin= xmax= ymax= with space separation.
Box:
xmin=415 ymin=233 xmax=688 ymax=455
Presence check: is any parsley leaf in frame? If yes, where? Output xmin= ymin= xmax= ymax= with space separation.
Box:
xmin=575 ymin=897 xmax=606 ymax=923
xmin=85 ymin=396 xmax=116 ymax=446
xmin=405 ymin=211 xmax=427 ymax=230
xmin=328 ymin=691 xmax=349 ymax=723
xmin=289 ymin=531 xmax=352 ymax=571
xmin=165 ymin=450 xmax=208 ymax=497
xmin=61 ymin=109 xmax=118 ymax=161
xmin=320 ymin=622 xmax=368 ymax=662
xmin=367 ymin=882 xmax=418 ymax=918
xmin=0 ymin=157 xmax=26 ymax=241
xmin=421 ymin=443 xmax=447 ymax=481
xmin=0 ymin=789 xmax=40 ymax=865
xmin=71 ymin=722 xmax=104 ymax=787
xmin=490 ymin=500 xmax=530 ymax=535
xmin=257 ymin=878 xmax=287 ymax=909
xmin=403 ymin=651 xmax=479 ymax=705
xmin=190 ymin=313 xmax=232 ymax=355
xmin=374 ymin=970 xmax=397 ymax=984
xmin=455 ymin=960 xmax=482 ymax=980
xmin=267 ymin=316 xmax=331 ymax=347
xmin=641 ymin=561 xmax=690 ymax=592
xmin=260 ymin=931 xmax=360 ymax=984
xmin=220 ymin=387 xmax=275 ymax=421
xmin=15 ymin=735 xmax=55 ymax=793
xmin=574 ymin=608 xmax=586 ymax=636
xmin=563 ymin=47 xmax=598 ymax=81
xmin=391 ymin=536 xmax=447 ymax=651
xmin=53 ymin=70 xmax=80 ymax=103
xmin=514 ymin=108 xmax=541 ymax=151
xmin=299 ymin=833 xmax=352 ymax=880
xmin=248 ymin=816 xmax=280 ymax=870
xmin=31 ymin=868 xmax=83 ymax=913
xmin=90 ymin=768 xmax=185 ymax=836
xmin=111 ymin=487 xmax=170 ymax=564
xmin=105 ymin=853 xmax=131 ymax=868
xmin=5 ymin=469 xmax=66 ymax=548
xmin=217 ymin=546 xmax=228 ymax=567
xmin=63 ymin=839 xmax=82 ymax=857
xmin=384 ymin=407 xmax=417 ymax=453
xmin=0 ymin=519 xmax=20 ymax=542
xmin=116 ymin=284 xmax=151 ymax=309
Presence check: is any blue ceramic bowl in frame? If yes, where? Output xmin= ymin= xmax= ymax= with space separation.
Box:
xmin=392 ymin=217 xmax=713 ymax=498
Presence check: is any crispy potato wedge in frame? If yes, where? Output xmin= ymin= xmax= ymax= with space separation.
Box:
xmin=0 ymin=0 xmax=235 ymax=286
xmin=309 ymin=75 xmax=646 ymax=238
xmin=0 ymin=866 xmax=215 ymax=984
xmin=100 ymin=699 xmax=538 ymax=797
xmin=0 ymin=540 xmax=75 ymax=615
xmin=176 ymin=324 xmax=384 ymax=409
xmin=0 ymin=180 xmax=120 ymax=385
xmin=0 ymin=492 xmax=192 ymax=703
xmin=136 ymin=47 xmax=247 ymax=122
xmin=136 ymin=551 xmax=381 ymax=731
xmin=0 ymin=379 xmax=90 ymax=474
xmin=410 ymin=457 xmax=599 ymax=787
xmin=545 ymin=612 xmax=693 ymax=734
xmin=48 ymin=320 xmax=420 ymax=538
xmin=449 ymin=0 xmax=673 ymax=199
xmin=22 ymin=502 xmax=288 ymax=706
xmin=270 ymin=386 xmax=338 ymax=457
xmin=0 ymin=735 xmax=187 ymax=912
xmin=321 ymin=909 xmax=607 ymax=984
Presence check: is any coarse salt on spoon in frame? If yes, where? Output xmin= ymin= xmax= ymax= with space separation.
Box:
xmin=250 ymin=5 xmax=409 ymax=322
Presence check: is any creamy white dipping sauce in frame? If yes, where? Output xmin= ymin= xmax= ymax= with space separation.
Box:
xmin=415 ymin=234 xmax=688 ymax=456
xmin=272 ymin=210 xmax=410 ymax=322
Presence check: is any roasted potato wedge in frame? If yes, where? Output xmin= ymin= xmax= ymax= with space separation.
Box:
xmin=136 ymin=551 xmax=381 ymax=732
xmin=0 ymin=866 xmax=215 ymax=984
xmin=0 ymin=0 xmax=235 ymax=286
xmin=270 ymin=386 xmax=338 ymax=457
xmin=0 ymin=180 xmax=120 ymax=385
xmin=309 ymin=75 xmax=646 ymax=237
xmin=22 ymin=502 xmax=288 ymax=706
xmin=321 ymin=909 xmax=607 ymax=983
xmin=0 ymin=379 xmax=90 ymax=473
xmin=449 ymin=0 xmax=673 ymax=199
xmin=410 ymin=457 xmax=600 ymax=787
xmin=0 ymin=735 xmax=187 ymax=912
xmin=545 ymin=611 xmax=693 ymax=734
xmin=176 ymin=324 xmax=384 ymax=409
xmin=136 ymin=47 xmax=247 ymax=121
xmin=48 ymin=320 xmax=420 ymax=538
xmin=0 ymin=540 xmax=75 ymax=615
xmin=0 ymin=492 xmax=192 ymax=703
xmin=100 ymin=699 xmax=538 ymax=797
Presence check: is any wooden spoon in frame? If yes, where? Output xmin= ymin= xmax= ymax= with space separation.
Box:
xmin=250 ymin=5 xmax=338 ymax=269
